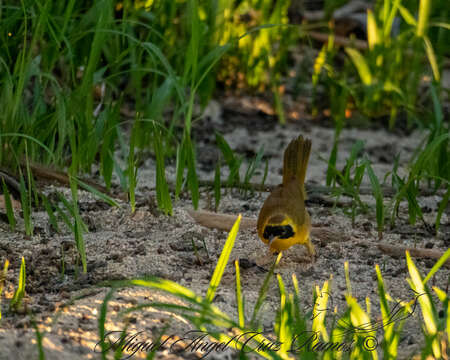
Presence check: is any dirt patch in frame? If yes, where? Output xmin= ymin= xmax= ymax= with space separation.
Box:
xmin=0 ymin=115 xmax=448 ymax=360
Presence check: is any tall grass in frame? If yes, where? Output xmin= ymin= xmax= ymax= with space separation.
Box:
xmin=314 ymin=0 xmax=448 ymax=128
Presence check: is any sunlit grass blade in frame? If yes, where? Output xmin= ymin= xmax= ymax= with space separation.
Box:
xmin=0 ymin=259 xmax=9 ymax=321
xmin=10 ymin=256 xmax=26 ymax=311
xmin=423 ymin=36 xmax=440 ymax=81
xmin=344 ymin=261 xmax=352 ymax=296
xmin=312 ymin=45 xmax=327 ymax=86
xmin=405 ymin=251 xmax=440 ymax=358
xmin=345 ymin=295 xmax=378 ymax=360
xmin=290 ymin=274 xmax=308 ymax=348
xmin=375 ymin=264 xmax=403 ymax=359
xmin=432 ymin=287 xmax=449 ymax=343
xmin=234 ymin=260 xmax=245 ymax=328
xmin=345 ymin=48 xmax=372 ymax=85
xmin=417 ymin=0 xmax=431 ymax=37
xmin=205 ymin=215 xmax=241 ymax=303
xmin=398 ymin=4 xmax=417 ymax=26
xmin=367 ymin=10 xmax=380 ymax=50
xmin=423 ymin=248 xmax=450 ymax=285
xmin=312 ymin=280 xmax=330 ymax=342
xmin=276 ymin=274 xmax=291 ymax=354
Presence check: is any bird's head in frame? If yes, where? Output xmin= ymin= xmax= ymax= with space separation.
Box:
xmin=262 ymin=214 xmax=296 ymax=252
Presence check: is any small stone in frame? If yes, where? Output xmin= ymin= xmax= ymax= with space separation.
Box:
xmin=238 ymin=258 xmax=255 ymax=269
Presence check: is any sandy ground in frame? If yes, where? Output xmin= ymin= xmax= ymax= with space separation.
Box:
xmin=0 ymin=103 xmax=449 ymax=359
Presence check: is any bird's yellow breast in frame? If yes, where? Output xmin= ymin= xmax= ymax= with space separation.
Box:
xmin=264 ymin=215 xmax=311 ymax=252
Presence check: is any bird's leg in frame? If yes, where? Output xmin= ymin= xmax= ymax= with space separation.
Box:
xmin=305 ymin=237 xmax=316 ymax=259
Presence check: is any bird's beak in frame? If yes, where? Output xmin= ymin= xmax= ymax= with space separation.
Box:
xmin=268 ymin=236 xmax=276 ymax=247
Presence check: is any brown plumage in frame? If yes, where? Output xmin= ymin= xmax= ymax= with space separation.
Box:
xmin=257 ymin=135 xmax=315 ymax=256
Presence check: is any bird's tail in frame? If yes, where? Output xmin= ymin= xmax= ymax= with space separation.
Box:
xmin=282 ymin=135 xmax=311 ymax=193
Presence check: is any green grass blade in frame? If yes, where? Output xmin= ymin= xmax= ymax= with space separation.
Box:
xmin=0 ymin=133 xmax=55 ymax=161
xmin=365 ymin=158 xmax=384 ymax=239
xmin=73 ymin=177 xmax=119 ymax=207
xmin=153 ymin=125 xmax=172 ymax=216
xmin=435 ymin=187 xmax=450 ymax=232
xmin=19 ymin=172 xmax=33 ymax=236
xmin=41 ymin=194 xmax=59 ymax=233
xmin=215 ymin=132 xmax=240 ymax=184
xmin=214 ymin=157 xmax=221 ymax=211
xmin=243 ymin=146 xmax=265 ymax=190
xmin=2 ymin=179 xmax=16 ymax=231
xmin=251 ymin=253 xmax=282 ymax=329
xmin=326 ymin=137 xmax=339 ymax=186
xmin=98 ymin=288 xmax=115 ymax=360
xmin=175 ymin=143 xmax=186 ymax=200
xmin=128 ymin=123 xmax=137 ymax=213
xmin=186 ymin=137 xmax=199 ymax=209
xmin=261 ymin=158 xmax=269 ymax=188
xmin=31 ymin=318 xmax=46 ymax=360
xmin=70 ymin=177 xmax=87 ymax=273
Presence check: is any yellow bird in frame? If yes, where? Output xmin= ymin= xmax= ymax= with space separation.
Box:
xmin=257 ymin=135 xmax=315 ymax=257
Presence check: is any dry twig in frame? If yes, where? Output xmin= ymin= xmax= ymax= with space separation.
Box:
xmin=187 ymin=209 xmax=450 ymax=268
